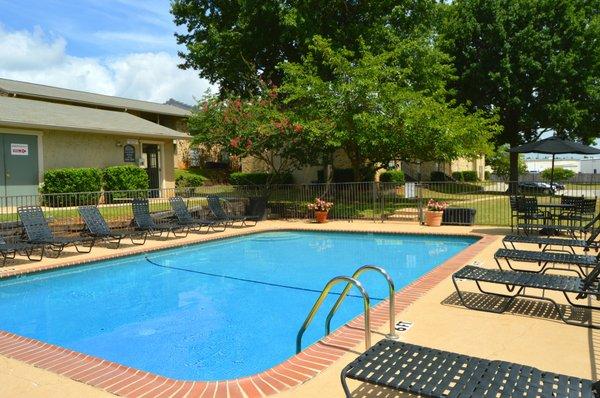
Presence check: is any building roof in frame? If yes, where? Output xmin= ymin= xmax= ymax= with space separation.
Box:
xmin=0 ymin=78 xmax=191 ymax=117
xmin=0 ymin=96 xmax=190 ymax=139
xmin=164 ymin=98 xmax=194 ymax=111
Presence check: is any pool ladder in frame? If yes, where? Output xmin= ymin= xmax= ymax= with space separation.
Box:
xmin=295 ymin=265 xmax=398 ymax=354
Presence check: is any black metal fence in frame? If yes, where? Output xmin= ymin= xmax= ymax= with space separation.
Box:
xmin=0 ymin=181 xmax=598 ymax=235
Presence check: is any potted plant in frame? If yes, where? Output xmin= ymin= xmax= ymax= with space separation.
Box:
xmin=424 ymin=199 xmax=448 ymax=227
xmin=308 ymin=197 xmax=334 ymax=223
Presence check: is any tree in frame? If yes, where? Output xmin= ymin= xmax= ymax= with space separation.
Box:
xmin=279 ymin=36 xmax=498 ymax=180
xmin=171 ymin=0 xmax=439 ymax=95
xmin=188 ymin=86 xmax=332 ymax=185
xmin=486 ymin=145 xmax=527 ymax=181
xmin=541 ymin=167 xmax=575 ymax=182
xmin=442 ymin=0 xmax=600 ymax=182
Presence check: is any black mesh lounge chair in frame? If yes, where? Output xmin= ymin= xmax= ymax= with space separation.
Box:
xmin=503 ymin=228 xmax=600 ymax=254
xmin=168 ymin=197 xmax=225 ymax=232
xmin=206 ymin=195 xmax=259 ymax=227
xmin=131 ymin=199 xmax=188 ymax=238
xmin=494 ymin=247 xmax=599 ymax=277
xmin=517 ymin=211 xmax=600 ymax=238
xmin=17 ymin=206 xmax=94 ymax=257
xmin=452 ymin=262 xmax=600 ymax=329
xmin=79 ymin=206 xmax=147 ymax=248
xmin=341 ymin=339 xmax=599 ymax=397
xmin=0 ymin=236 xmax=44 ymax=265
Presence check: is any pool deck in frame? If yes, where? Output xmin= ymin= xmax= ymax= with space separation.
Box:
xmin=0 ymin=220 xmax=596 ymax=397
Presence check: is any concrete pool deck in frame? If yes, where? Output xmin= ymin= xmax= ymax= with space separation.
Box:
xmin=0 ymin=220 xmax=596 ymax=397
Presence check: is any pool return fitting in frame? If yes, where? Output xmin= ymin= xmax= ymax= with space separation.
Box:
xmin=295 ymin=265 xmax=397 ymax=354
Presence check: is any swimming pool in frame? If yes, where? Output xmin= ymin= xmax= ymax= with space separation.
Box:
xmin=0 ymin=231 xmax=476 ymax=380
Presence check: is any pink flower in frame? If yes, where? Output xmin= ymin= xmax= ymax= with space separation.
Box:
xmin=230 ymin=137 xmax=241 ymax=148
xmin=245 ymin=139 xmax=253 ymax=149
xmin=293 ymin=123 xmax=303 ymax=133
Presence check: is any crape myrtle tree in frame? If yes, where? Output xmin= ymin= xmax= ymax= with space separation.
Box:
xmin=442 ymin=0 xmax=600 ymax=183
xmin=279 ymin=36 xmax=498 ymax=180
xmin=188 ymin=85 xmax=334 ymax=186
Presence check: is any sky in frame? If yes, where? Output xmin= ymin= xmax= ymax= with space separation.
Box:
xmin=0 ymin=0 xmax=212 ymax=105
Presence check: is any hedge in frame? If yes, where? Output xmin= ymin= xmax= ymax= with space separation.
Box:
xmin=103 ymin=166 xmax=149 ymax=200
xmin=41 ymin=168 xmax=103 ymax=206
xmin=451 ymin=171 xmax=464 ymax=181
xmin=379 ymin=170 xmax=405 ymax=183
xmin=175 ymin=168 xmax=206 ymax=188
xmin=430 ymin=171 xmax=454 ymax=182
xmin=229 ymin=172 xmax=294 ymax=185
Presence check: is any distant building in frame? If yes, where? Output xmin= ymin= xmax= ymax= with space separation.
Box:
xmin=524 ymin=158 xmax=581 ymax=173
xmin=0 ymin=78 xmax=190 ymax=196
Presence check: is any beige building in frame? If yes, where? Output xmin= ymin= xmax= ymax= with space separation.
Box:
xmin=0 ymin=78 xmax=190 ymax=196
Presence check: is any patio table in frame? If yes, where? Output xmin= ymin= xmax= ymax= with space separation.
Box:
xmin=536 ymin=203 xmax=575 ymax=235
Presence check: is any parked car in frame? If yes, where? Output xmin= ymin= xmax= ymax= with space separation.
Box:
xmin=516 ymin=181 xmax=565 ymax=195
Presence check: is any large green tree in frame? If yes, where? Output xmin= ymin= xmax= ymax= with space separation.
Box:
xmin=279 ymin=36 xmax=498 ymax=180
xmin=442 ymin=0 xmax=600 ymax=182
xmin=171 ymin=0 xmax=439 ymax=95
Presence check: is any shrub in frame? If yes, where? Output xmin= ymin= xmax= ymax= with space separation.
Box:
xmin=175 ymin=169 xmax=206 ymax=188
xmin=451 ymin=171 xmax=464 ymax=181
xmin=40 ymin=168 xmax=103 ymax=206
xmin=461 ymin=171 xmax=479 ymax=182
xmin=484 ymin=170 xmax=491 ymax=180
xmin=379 ymin=170 xmax=405 ymax=183
xmin=541 ymin=167 xmax=575 ymax=182
xmin=103 ymin=166 xmax=149 ymax=200
xmin=229 ymin=172 xmax=294 ymax=185
xmin=430 ymin=171 xmax=453 ymax=182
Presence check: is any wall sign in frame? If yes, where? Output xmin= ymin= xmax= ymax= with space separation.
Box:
xmin=123 ymin=144 xmax=136 ymax=162
xmin=10 ymin=143 xmax=29 ymax=156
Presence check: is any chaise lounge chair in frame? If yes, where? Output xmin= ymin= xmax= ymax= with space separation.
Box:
xmin=131 ymin=199 xmax=188 ymax=238
xmin=0 ymin=236 xmax=44 ymax=265
xmin=206 ymin=195 xmax=259 ymax=227
xmin=452 ymin=262 xmax=600 ymax=329
xmin=169 ymin=197 xmax=225 ymax=232
xmin=494 ymin=247 xmax=599 ymax=277
xmin=503 ymin=229 xmax=600 ymax=254
xmin=341 ymin=339 xmax=599 ymax=397
xmin=79 ymin=206 xmax=147 ymax=248
xmin=17 ymin=206 xmax=94 ymax=257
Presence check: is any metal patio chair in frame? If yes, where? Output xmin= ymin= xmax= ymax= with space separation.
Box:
xmin=452 ymin=262 xmax=600 ymax=329
xmin=341 ymin=339 xmax=599 ymax=397
xmin=131 ymin=198 xmax=189 ymax=238
xmin=17 ymin=206 xmax=94 ymax=257
xmin=79 ymin=206 xmax=147 ymax=248
xmin=206 ymin=195 xmax=259 ymax=227
xmin=169 ymin=197 xmax=225 ymax=232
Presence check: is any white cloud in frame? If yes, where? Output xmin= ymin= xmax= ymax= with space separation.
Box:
xmin=93 ymin=31 xmax=174 ymax=47
xmin=0 ymin=26 xmax=212 ymax=105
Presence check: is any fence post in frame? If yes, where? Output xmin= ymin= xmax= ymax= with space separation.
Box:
xmin=372 ymin=181 xmax=377 ymax=223
xmin=417 ymin=182 xmax=423 ymax=224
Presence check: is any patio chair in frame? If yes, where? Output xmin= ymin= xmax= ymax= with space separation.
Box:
xmin=0 ymin=236 xmax=44 ymax=265
xmin=559 ymin=198 xmax=597 ymax=229
xmin=502 ymin=227 xmax=600 ymax=254
xmin=131 ymin=199 xmax=188 ymax=238
xmin=168 ymin=197 xmax=225 ymax=232
xmin=494 ymin=247 xmax=599 ymax=277
xmin=514 ymin=196 xmax=553 ymax=235
xmin=17 ymin=206 xmax=94 ymax=257
xmin=516 ymin=210 xmax=600 ymax=237
xmin=206 ymin=195 xmax=259 ymax=227
xmin=341 ymin=339 xmax=599 ymax=398
xmin=78 ymin=206 xmax=147 ymax=248
xmin=452 ymin=262 xmax=600 ymax=329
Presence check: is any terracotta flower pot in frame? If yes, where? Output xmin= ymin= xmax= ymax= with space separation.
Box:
xmin=315 ymin=210 xmax=329 ymax=223
xmin=425 ymin=210 xmax=443 ymax=227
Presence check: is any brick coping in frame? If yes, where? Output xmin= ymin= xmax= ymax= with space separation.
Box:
xmin=0 ymin=226 xmax=498 ymax=397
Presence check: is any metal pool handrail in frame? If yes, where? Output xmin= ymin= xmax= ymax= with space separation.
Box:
xmin=325 ymin=265 xmax=398 ymax=340
xmin=296 ymin=276 xmax=370 ymax=354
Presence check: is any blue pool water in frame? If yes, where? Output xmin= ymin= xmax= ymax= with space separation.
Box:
xmin=0 ymin=231 xmax=475 ymax=380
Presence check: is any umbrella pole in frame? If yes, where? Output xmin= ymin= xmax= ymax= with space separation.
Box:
xmin=550 ymin=154 xmax=555 ymax=188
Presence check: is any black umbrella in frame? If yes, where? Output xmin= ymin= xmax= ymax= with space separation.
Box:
xmin=509 ymin=136 xmax=600 ymax=186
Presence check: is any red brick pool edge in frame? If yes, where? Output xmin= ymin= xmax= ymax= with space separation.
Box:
xmin=0 ymin=231 xmax=497 ymax=397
